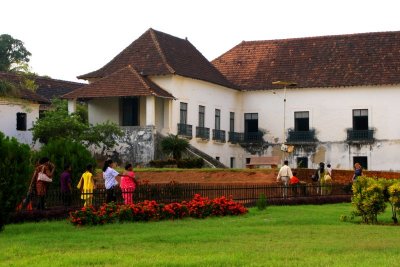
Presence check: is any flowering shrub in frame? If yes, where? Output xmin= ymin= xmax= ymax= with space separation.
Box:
xmin=69 ymin=194 xmax=247 ymax=226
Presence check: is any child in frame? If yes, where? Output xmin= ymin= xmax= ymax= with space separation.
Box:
xmin=77 ymin=164 xmax=95 ymax=207
xmin=290 ymin=171 xmax=300 ymax=196
xmin=120 ymin=163 xmax=137 ymax=204
xmin=290 ymin=171 xmax=300 ymax=185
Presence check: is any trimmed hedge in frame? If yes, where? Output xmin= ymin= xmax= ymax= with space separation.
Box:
xmin=149 ymin=158 xmax=204 ymax=168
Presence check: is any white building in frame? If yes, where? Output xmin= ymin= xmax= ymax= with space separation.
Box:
xmin=64 ymin=29 xmax=400 ymax=171
xmin=0 ymin=71 xmax=84 ymax=146
xmin=0 ymin=72 xmax=50 ymax=145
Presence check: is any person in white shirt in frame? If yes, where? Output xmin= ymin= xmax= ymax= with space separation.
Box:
xmin=102 ymin=159 xmax=134 ymax=203
xmin=276 ymin=160 xmax=293 ymax=198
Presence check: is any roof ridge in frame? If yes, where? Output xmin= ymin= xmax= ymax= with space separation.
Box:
xmin=127 ymin=65 xmax=156 ymax=96
xmin=149 ymin=29 xmax=175 ymax=74
xmin=241 ymin=30 xmax=400 ymax=45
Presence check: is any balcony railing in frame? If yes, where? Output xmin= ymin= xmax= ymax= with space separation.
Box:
xmin=347 ymin=129 xmax=374 ymax=142
xmin=287 ymin=129 xmax=316 ymax=143
xmin=196 ymin=127 xmax=210 ymax=140
xmin=228 ymin=132 xmax=243 ymax=144
xmin=212 ymin=129 xmax=226 ymax=142
xmin=177 ymin=123 xmax=192 ymax=139
xmin=228 ymin=131 xmax=264 ymax=143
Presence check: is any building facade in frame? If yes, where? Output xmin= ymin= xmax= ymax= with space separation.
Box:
xmin=65 ymin=29 xmax=400 ymax=170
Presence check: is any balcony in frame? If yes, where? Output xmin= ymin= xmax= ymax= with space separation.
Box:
xmin=287 ymin=129 xmax=316 ymax=144
xmin=177 ymin=123 xmax=192 ymax=139
xmin=228 ymin=131 xmax=264 ymax=144
xmin=196 ymin=127 xmax=210 ymax=140
xmin=347 ymin=129 xmax=374 ymax=143
xmin=212 ymin=129 xmax=226 ymax=142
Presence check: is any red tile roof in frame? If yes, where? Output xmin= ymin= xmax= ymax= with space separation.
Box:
xmin=212 ymin=31 xmax=400 ymax=90
xmin=78 ymin=28 xmax=234 ymax=88
xmin=63 ymin=65 xmax=174 ymax=99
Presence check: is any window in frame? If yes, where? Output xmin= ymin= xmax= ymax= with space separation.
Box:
xmin=39 ymin=110 xmax=46 ymax=119
xmin=230 ymin=157 xmax=235 ymax=168
xmin=16 ymin=112 xmax=27 ymax=131
xmin=230 ymin=112 xmax=235 ymax=132
xmin=121 ymin=97 xmax=139 ymax=126
xmin=353 ymin=109 xmax=368 ymax=130
xmin=245 ymin=158 xmax=251 ymax=165
xmin=215 ymin=109 xmax=221 ymax=130
xmin=297 ymin=157 xmax=308 ymax=168
xmin=180 ymin=102 xmax=188 ymax=124
xmin=216 ymin=156 xmax=220 ymax=161
xmin=295 ymin=111 xmax=309 ymax=131
xmin=353 ymin=156 xmax=368 ymax=170
xmin=199 ymin=105 xmax=205 ymax=127
xmin=244 ymin=113 xmax=258 ymax=132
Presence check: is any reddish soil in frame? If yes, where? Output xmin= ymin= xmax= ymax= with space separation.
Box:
xmin=94 ymin=168 xmax=400 ymax=186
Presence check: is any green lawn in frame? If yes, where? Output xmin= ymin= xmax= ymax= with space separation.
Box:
xmin=1 ymin=203 xmax=400 ymax=266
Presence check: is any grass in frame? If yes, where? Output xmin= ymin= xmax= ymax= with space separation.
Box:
xmin=1 ymin=203 xmax=400 ymax=266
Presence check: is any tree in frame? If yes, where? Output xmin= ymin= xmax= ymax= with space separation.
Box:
xmin=0 ymin=132 xmax=33 ymax=231
xmin=160 ymin=134 xmax=189 ymax=160
xmin=32 ymin=99 xmax=123 ymax=150
xmin=0 ymin=34 xmax=31 ymax=72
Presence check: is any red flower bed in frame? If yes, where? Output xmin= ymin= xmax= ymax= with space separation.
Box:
xmin=69 ymin=194 xmax=247 ymax=226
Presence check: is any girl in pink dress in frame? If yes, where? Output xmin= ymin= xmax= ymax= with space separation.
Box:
xmin=120 ymin=164 xmax=137 ymax=204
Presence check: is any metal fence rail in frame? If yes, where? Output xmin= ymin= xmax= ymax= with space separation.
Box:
xmin=27 ymin=183 xmax=352 ymax=209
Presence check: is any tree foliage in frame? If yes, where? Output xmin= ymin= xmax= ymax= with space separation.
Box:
xmin=0 ymin=34 xmax=31 ymax=72
xmin=160 ymin=134 xmax=189 ymax=160
xmin=32 ymin=99 xmax=123 ymax=150
xmin=34 ymin=138 xmax=96 ymax=186
xmin=0 ymin=132 xmax=33 ymax=231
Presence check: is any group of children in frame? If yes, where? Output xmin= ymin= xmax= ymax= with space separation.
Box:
xmin=60 ymin=160 xmax=138 ymax=207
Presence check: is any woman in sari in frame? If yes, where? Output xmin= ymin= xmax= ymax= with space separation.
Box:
xmin=120 ymin=163 xmax=137 ymax=204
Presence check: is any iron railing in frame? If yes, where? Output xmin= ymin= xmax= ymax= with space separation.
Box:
xmin=23 ymin=183 xmax=352 ymax=209
xmin=347 ymin=129 xmax=374 ymax=142
xmin=196 ymin=127 xmax=210 ymax=140
xmin=177 ymin=123 xmax=192 ymax=138
xmin=228 ymin=131 xmax=264 ymax=143
xmin=287 ymin=129 xmax=316 ymax=143
xmin=212 ymin=129 xmax=226 ymax=142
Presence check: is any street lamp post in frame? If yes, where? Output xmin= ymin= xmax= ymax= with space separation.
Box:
xmin=272 ymin=81 xmax=297 ymax=159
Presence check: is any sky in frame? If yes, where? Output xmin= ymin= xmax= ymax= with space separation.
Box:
xmin=1 ymin=0 xmax=399 ymax=83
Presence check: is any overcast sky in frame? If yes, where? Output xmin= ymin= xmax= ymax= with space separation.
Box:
xmin=1 ymin=0 xmax=399 ymax=82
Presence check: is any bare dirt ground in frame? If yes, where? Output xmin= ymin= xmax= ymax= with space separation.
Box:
xmin=95 ymin=170 xmax=280 ymax=185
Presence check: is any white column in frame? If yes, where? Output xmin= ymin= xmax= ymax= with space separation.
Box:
xmin=67 ymin=99 xmax=77 ymax=114
xmin=146 ymin=96 xmax=156 ymax=126
xmin=163 ymin=99 xmax=172 ymax=134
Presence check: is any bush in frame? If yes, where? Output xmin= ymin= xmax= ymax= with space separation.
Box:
xmin=149 ymin=158 xmax=204 ymax=168
xmin=0 ymin=132 xmax=33 ymax=231
xmin=256 ymin=193 xmax=268 ymax=210
xmin=34 ymin=138 xmax=96 ymax=186
xmin=177 ymin=158 xmax=204 ymax=168
xmin=69 ymin=195 xmax=248 ymax=226
xmin=351 ymin=177 xmax=386 ymax=224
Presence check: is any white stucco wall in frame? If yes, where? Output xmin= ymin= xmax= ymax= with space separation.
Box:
xmin=242 ymin=85 xmax=400 ymax=170
xmin=0 ymin=98 xmax=39 ymax=146
xmin=151 ymin=75 xmax=246 ymax=168
xmin=88 ymin=97 xmax=120 ymax=125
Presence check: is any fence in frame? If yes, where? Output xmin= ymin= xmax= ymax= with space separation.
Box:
xmin=27 ymin=182 xmax=353 ymax=209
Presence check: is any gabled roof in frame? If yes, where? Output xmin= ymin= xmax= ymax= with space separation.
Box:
xmin=78 ymin=28 xmax=234 ymax=89
xmin=34 ymin=77 xmax=85 ymax=100
xmin=63 ymin=65 xmax=175 ymax=99
xmin=212 ymin=31 xmax=400 ymax=90
xmin=0 ymin=71 xmax=50 ymax=103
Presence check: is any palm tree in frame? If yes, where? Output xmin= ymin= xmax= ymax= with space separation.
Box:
xmin=161 ymin=134 xmax=189 ymax=160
